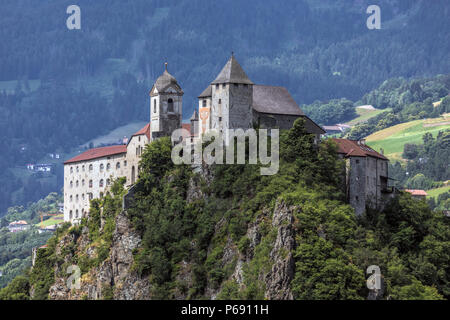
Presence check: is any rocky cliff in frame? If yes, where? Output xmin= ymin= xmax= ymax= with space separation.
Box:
xmin=42 ymin=169 xmax=297 ymax=300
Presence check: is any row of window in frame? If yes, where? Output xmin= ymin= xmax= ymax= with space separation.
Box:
xmin=202 ymin=99 xmax=222 ymax=108
xmin=214 ymin=83 xmax=248 ymax=90
xmin=70 ymin=178 xmax=111 ymax=189
xmin=69 ymin=208 xmax=85 ymax=220
xmin=69 ymin=193 xmax=94 ymax=203
xmin=69 ymin=161 xmax=127 ymax=174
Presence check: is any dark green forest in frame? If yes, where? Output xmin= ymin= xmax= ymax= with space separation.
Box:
xmin=0 ymin=0 xmax=449 ymax=214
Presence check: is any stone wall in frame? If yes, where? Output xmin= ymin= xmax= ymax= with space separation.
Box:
xmin=125 ymin=134 xmax=148 ymax=186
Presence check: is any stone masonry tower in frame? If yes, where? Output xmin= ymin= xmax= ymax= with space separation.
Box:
xmin=210 ymin=54 xmax=254 ymax=140
xmin=150 ymin=63 xmax=183 ymax=140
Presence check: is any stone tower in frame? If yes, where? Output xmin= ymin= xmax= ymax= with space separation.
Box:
xmin=150 ymin=63 xmax=183 ymax=140
xmin=210 ymin=54 xmax=254 ymax=138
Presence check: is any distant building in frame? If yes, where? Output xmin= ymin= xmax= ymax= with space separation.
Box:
xmin=38 ymin=225 xmax=57 ymax=234
xmin=332 ymin=138 xmax=394 ymax=215
xmin=26 ymin=163 xmax=53 ymax=172
xmin=323 ymin=124 xmax=351 ymax=136
xmin=7 ymin=220 xmax=30 ymax=233
xmin=405 ymin=189 xmax=428 ymax=200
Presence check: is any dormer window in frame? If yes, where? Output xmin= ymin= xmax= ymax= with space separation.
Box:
xmin=216 ymin=84 xmax=219 ymax=89
xmin=168 ymin=98 xmax=174 ymax=112
xmin=203 ymin=100 xmax=206 ymax=107
xmin=154 ymin=99 xmax=157 ymax=113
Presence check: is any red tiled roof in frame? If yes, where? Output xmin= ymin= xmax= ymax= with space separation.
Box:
xmin=331 ymin=138 xmax=388 ymax=160
xmin=10 ymin=220 xmax=28 ymax=225
xmin=64 ymin=145 xmax=127 ymax=164
xmin=405 ymin=189 xmax=428 ymax=196
xmin=182 ymin=123 xmax=191 ymax=132
xmin=132 ymin=123 xmax=151 ymax=140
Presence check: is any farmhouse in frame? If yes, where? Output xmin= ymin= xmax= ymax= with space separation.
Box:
xmin=7 ymin=220 xmax=30 ymax=233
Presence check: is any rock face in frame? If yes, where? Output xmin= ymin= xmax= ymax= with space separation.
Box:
xmin=48 ymin=210 xmax=150 ymax=300
xmin=264 ymin=201 xmax=296 ymax=300
xmin=46 ymin=169 xmax=297 ymax=300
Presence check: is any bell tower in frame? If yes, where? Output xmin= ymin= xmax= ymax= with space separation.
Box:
xmin=210 ymin=53 xmax=254 ymax=135
xmin=149 ymin=62 xmax=183 ymax=140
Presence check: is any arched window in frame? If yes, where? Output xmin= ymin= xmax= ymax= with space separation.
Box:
xmin=99 ymin=179 xmax=104 ymax=187
xmin=124 ymin=160 xmax=127 ymax=167
xmin=153 ymin=99 xmax=157 ymax=113
xmin=69 ymin=211 xmax=73 ymax=220
xmin=116 ymin=162 xmax=120 ymax=169
xmin=89 ymin=180 xmax=93 ymax=188
xmin=70 ymin=167 xmax=73 ymax=173
xmin=76 ymin=194 xmax=79 ymax=202
xmin=106 ymin=178 xmax=110 ymax=186
xmin=70 ymin=181 xmax=73 ymax=188
xmin=82 ymin=165 xmax=85 ymax=172
xmin=100 ymin=164 xmax=104 ymax=172
xmin=70 ymin=195 xmax=73 ymax=202
xmin=89 ymin=164 xmax=93 ymax=171
xmin=131 ymin=166 xmax=136 ymax=184
xmin=75 ymin=210 xmax=79 ymax=219
xmin=168 ymin=98 xmax=174 ymax=112
xmin=82 ymin=179 xmax=85 ymax=187
xmin=76 ymin=166 xmax=79 ymax=172
xmin=82 ymin=194 xmax=85 ymax=201
xmin=76 ymin=180 xmax=79 ymax=187
xmin=106 ymin=163 xmax=111 ymax=171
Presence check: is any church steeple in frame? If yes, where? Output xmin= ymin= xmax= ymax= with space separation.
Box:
xmin=211 ymin=54 xmax=254 ymax=85
xmin=149 ymin=62 xmax=183 ymax=141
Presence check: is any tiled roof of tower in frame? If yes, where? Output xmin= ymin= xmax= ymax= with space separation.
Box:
xmin=64 ymin=145 xmax=127 ymax=164
xmin=152 ymin=66 xmax=183 ymax=94
xmin=252 ymin=85 xmax=305 ymax=116
xmin=331 ymin=138 xmax=388 ymax=160
xmin=211 ymin=55 xmax=254 ymax=85
xmin=198 ymin=85 xmax=212 ymax=98
xmin=132 ymin=123 xmax=151 ymax=140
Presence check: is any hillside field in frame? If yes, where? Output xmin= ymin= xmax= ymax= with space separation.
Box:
xmin=365 ymin=114 xmax=450 ymax=160
xmin=346 ymin=107 xmax=392 ymax=126
xmin=427 ymin=184 xmax=450 ymax=199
